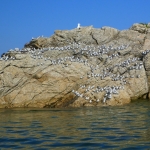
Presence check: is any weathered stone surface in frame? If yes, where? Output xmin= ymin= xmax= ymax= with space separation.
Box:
xmin=25 ymin=26 xmax=119 ymax=47
xmin=0 ymin=23 xmax=150 ymax=108
xmin=130 ymin=23 xmax=150 ymax=34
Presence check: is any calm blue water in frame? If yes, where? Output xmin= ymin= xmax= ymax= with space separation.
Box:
xmin=0 ymin=100 xmax=150 ymax=150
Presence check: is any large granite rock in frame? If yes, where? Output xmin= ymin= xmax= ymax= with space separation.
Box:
xmin=0 ymin=23 xmax=150 ymax=108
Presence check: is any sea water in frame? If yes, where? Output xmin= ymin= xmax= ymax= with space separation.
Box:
xmin=0 ymin=100 xmax=150 ymax=149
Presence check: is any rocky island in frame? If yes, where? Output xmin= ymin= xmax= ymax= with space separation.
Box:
xmin=0 ymin=23 xmax=150 ymax=108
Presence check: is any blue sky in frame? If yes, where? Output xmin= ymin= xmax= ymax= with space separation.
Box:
xmin=0 ymin=0 xmax=149 ymax=54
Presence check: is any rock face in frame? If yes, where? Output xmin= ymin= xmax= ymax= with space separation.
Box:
xmin=0 ymin=23 xmax=150 ymax=108
xmin=130 ymin=23 xmax=150 ymax=34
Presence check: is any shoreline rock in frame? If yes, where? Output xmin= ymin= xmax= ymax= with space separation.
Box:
xmin=0 ymin=23 xmax=150 ymax=108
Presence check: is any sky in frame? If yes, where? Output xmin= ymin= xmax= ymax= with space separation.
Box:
xmin=0 ymin=0 xmax=150 ymax=55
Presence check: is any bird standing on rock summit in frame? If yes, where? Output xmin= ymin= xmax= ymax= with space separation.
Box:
xmin=77 ymin=23 xmax=81 ymax=29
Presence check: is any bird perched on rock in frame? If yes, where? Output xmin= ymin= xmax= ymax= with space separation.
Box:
xmin=77 ymin=23 xmax=81 ymax=29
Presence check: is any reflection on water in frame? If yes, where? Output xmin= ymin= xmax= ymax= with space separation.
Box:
xmin=0 ymin=100 xmax=150 ymax=149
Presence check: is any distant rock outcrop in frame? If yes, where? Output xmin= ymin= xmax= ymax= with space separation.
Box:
xmin=0 ymin=23 xmax=150 ymax=108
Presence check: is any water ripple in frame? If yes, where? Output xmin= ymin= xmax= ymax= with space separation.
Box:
xmin=0 ymin=100 xmax=150 ymax=149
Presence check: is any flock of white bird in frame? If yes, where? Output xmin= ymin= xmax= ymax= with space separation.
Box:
xmin=0 ymin=35 xmax=149 ymax=104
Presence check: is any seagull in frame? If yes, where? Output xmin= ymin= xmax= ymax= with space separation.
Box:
xmin=77 ymin=23 xmax=81 ymax=29
xmin=103 ymin=97 xmax=106 ymax=103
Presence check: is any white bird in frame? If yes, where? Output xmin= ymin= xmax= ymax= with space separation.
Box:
xmin=85 ymin=97 xmax=89 ymax=100
xmin=103 ymin=97 xmax=106 ymax=103
xmin=77 ymin=23 xmax=81 ymax=29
